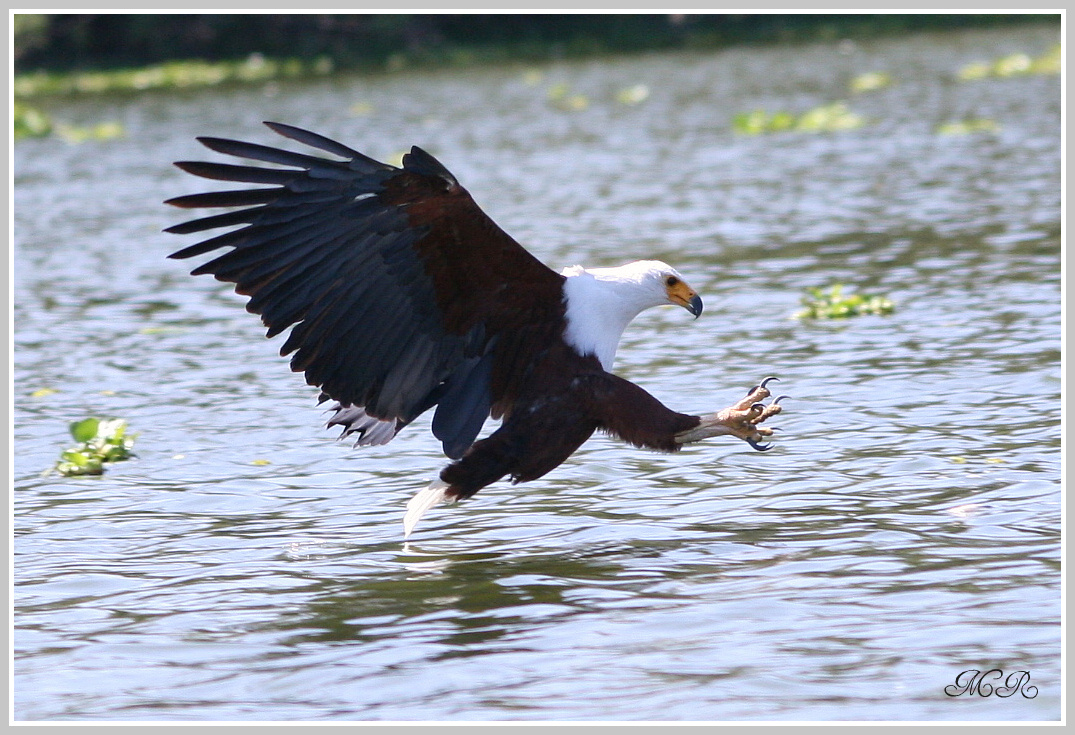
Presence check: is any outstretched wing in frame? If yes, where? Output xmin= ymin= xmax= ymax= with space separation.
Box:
xmin=166 ymin=122 xmax=566 ymax=458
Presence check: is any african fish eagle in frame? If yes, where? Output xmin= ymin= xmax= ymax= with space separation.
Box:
xmin=166 ymin=122 xmax=785 ymax=537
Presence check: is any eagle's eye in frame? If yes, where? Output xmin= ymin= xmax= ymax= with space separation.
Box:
xmin=665 ymin=275 xmax=679 ymax=287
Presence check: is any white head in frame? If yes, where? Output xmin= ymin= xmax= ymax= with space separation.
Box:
xmin=560 ymin=260 xmax=703 ymax=370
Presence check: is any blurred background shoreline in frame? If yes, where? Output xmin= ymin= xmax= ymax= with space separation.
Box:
xmin=14 ymin=13 xmax=1060 ymax=79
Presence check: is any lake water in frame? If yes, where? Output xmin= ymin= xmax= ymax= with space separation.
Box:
xmin=12 ymin=24 xmax=1061 ymax=721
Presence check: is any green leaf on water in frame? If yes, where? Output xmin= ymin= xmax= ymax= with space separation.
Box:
xmin=795 ymin=102 xmax=864 ymax=132
xmin=54 ymin=417 xmax=137 ymax=476
xmin=794 ymin=283 xmax=895 ymax=319
xmin=936 ymin=119 xmax=1000 ymax=136
xmin=733 ymin=102 xmax=864 ymax=135
xmin=13 ymin=101 xmax=52 ymax=139
xmin=55 ymin=448 xmax=105 ymax=476
xmin=15 ymin=54 xmax=336 ymax=99
xmin=615 ymin=83 xmax=650 ymax=105
xmin=70 ymin=417 xmax=100 ymax=443
xmin=957 ymin=44 xmax=1061 ymax=81
xmin=55 ymin=121 xmax=124 ymax=143
xmin=849 ymin=71 xmax=892 ymax=93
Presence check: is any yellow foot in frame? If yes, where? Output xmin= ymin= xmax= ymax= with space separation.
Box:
xmin=675 ymin=376 xmax=787 ymax=450
xmin=716 ymin=376 xmax=786 ymax=451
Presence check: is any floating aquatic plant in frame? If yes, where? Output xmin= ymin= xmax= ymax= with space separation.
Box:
xmin=52 ymin=417 xmax=137 ymax=477
xmin=733 ymin=109 xmax=794 ymax=135
xmin=15 ymin=116 xmax=124 ymax=144
xmin=957 ymin=44 xmax=1061 ymax=81
xmin=849 ymin=71 xmax=893 ymax=93
xmin=733 ymin=102 xmax=864 ymax=135
xmin=15 ymin=98 xmax=123 ymax=143
xmin=797 ymin=102 xmax=865 ymax=132
xmin=14 ymin=54 xmax=334 ymax=99
xmin=615 ymin=83 xmax=650 ymax=105
xmin=56 ymin=121 xmax=125 ymax=143
xmin=794 ymin=284 xmax=894 ymax=319
xmin=349 ymin=101 xmax=375 ymax=117
xmin=546 ymin=82 xmax=588 ymax=111
xmin=936 ymin=119 xmax=1000 ymax=136
xmin=138 ymin=326 xmax=187 ymax=335
xmin=13 ymin=101 xmax=52 ymax=139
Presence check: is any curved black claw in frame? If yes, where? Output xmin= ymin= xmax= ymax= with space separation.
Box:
xmin=747 ymin=438 xmax=773 ymax=452
xmin=772 ymin=395 xmax=789 ymax=405
xmin=749 ymin=376 xmax=780 ymax=394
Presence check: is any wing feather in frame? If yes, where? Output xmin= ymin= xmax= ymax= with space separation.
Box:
xmin=167 ymin=122 xmax=565 ymax=456
xmin=165 ymin=188 xmax=285 ymax=209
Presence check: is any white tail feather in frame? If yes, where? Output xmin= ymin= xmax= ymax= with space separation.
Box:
xmin=403 ymin=479 xmax=452 ymax=539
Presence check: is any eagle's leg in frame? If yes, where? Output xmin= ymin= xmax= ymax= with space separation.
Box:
xmin=675 ymin=376 xmax=785 ymax=450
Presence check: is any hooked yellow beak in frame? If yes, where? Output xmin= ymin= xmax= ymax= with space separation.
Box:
xmin=667 ymin=279 xmax=703 ymax=318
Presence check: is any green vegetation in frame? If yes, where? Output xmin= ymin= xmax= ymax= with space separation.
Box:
xmin=733 ymin=102 xmax=865 ymax=135
xmin=14 ymin=14 xmax=1057 ymax=79
xmin=538 ymin=81 xmax=651 ymax=112
xmin=12 ymin=54 xmax=333 ymax=143
xmin=13 ymin=15 xmax=1057 ymax=143
xmin=57 ymin=121 xmax=125 ymax=143
xmin=849 ymin=71 xmax=893 ymax=93
xmin=795 ymin=284 xmax=895 ymax=319
xmin=14 ymin=54 xmax=334 ymax=98
xmin=15 ymin=100 xmax=124 ymax=142
xmin=615 ymin=83 xmax=650 ymax=105
xmin=957 ymin=44 xmax=1061 ymax=80
xmin=546 ymin=82 xmax=589 ymax=111
xmin=796 ymin=102 xmax=865 ymax=132
xmin=52 ymin=418 xmax=137 ymax=477
xmin=937 ymin=119 xmax=1001 ymax=135
xmin=13 ymin=101 xmax=52 ymax=139
xmin=734 ymin=109 xmax=796 ymax=135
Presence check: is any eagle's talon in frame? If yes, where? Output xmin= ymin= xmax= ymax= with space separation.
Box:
xmin=748 ymin=376 xmax=778 ymax=395
xmin=674 ymin=377 xmax=789 ymax=448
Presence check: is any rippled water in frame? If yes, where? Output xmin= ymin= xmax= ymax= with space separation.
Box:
xmin=13 ymin=25 xmax=1061 ymax=721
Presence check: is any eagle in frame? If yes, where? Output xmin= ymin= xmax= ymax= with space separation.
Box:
xmin=166 ymin=122 xmax=785 ymax=538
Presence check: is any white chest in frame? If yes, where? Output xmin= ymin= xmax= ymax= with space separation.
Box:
xmin=560 ymin=267 xmax=653 ymax=371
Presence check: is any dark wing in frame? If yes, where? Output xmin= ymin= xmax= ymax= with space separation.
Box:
xmin=166 ymin=121 xmax=566 ymax=458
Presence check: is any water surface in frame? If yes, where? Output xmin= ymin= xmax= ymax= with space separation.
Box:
xmin=13 ymin=25 xmax=1061 ymax=721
